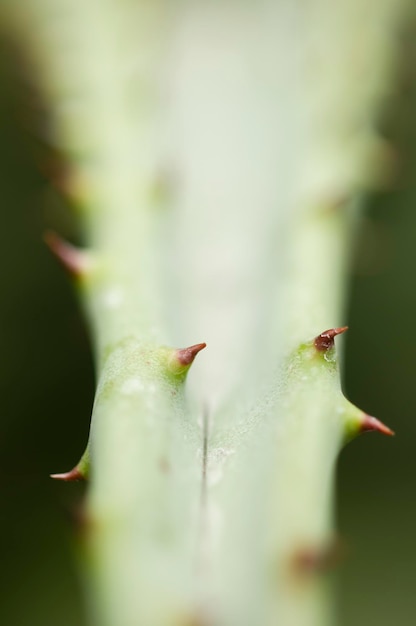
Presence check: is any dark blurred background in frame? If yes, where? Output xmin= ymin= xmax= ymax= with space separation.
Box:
xmin=0 ymin=24 xmax=416 ymax=626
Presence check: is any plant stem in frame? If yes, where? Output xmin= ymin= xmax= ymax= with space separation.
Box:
xmin=1 ymin=1 xmax=406 ymax=624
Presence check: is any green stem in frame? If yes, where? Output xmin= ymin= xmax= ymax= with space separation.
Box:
xmin=2 ymin=1 xmax=405 ymax=625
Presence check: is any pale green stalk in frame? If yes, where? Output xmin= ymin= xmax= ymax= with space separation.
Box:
xmin=1 ymin=1 xmax=407 ymax=625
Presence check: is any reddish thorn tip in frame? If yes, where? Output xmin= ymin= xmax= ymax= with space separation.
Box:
xmin=292 ymin=537 xmax=346 ymax=575
xmin=44 ymin=230 xmax=86 ymax=276
xmin=176 ymin=343 xmax=207 ymax=366
xmin=314 ymin=326 xmax=348 ymax=351
xmin=360 ymin=414 xmax=395 ymax=437
xmin=50 ymin=467 xmax=85 ymax=482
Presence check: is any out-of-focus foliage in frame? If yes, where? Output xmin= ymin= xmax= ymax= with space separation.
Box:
xmin=341 ymin=19 xmax=416 ymax=626
xmin=0 ymin=41 xmax=90 ymax=626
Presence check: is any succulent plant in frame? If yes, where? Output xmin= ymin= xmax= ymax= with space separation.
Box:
xmin=1 ymin=1 xmax=408 ymax=624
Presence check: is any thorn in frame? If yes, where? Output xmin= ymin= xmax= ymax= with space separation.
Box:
xmin=61 ymin=499 xmax=90 ymax=533
xmin=175 ymin=343 xmax=207 ymax=367
xmin=292 ymin=536 xmax=346 ymax=575
xmin=44 ymin=230 xmax=88 ymax=277
xmin=360 ymin=414 xmax=395 ymax=437
xmin=39 ymin=154 xmax=71 ymax=194
xmin=314 ymin=326 xmax=348 ymax=351
xmin=50 ymin=466 xmax=86 ymax=481
xmin=167 ymin=343 xmax=207 ymax=377
xmin=159 ymin=457 xmax=170 ymax=474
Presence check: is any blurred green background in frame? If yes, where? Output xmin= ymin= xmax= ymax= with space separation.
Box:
xmin=0 ymin=24 xmax=416 ymax=626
